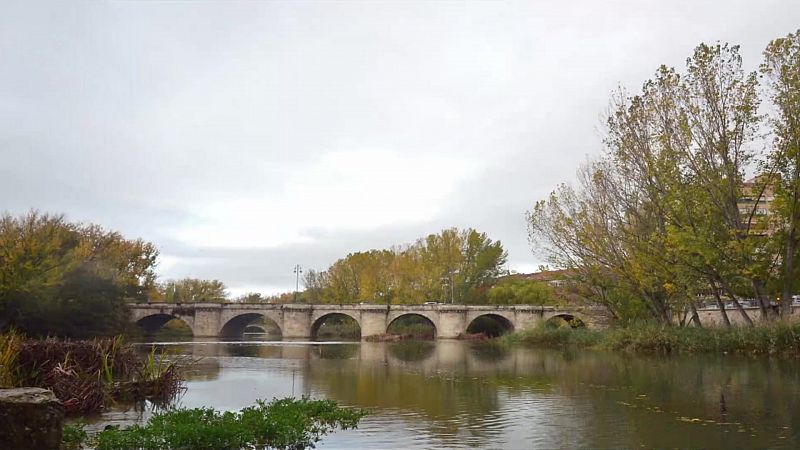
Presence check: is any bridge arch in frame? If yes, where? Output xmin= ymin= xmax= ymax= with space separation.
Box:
xmin=244 ymin=324 xmax=268 ymax=333
xmin=546 ymin=313 xmax=586 ymax=328
xmin=136 ymin=313 xmax=194 ymax=336
xmin=220 ymin=313 xmax=282 ymax=339
xmin=466 ymin=313 xmax=515 ymax=337
xmin=387 ymin=313 xmax=437 ymax=339
xmin=310 ymin=312 xmax=361 ymax=340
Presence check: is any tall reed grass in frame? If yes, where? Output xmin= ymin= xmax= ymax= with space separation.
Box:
xmin=503 ymin=322 xmax=800 ymax=356
xmin=0 ymin=333 xmax=185 ymax=414
xmin=0 ymin=329 xmax=22 ymax=388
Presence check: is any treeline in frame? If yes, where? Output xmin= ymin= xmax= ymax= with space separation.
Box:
xmin=528 ymin=31 xmax=800 ymax=326
xmin=302 ymin=228 xmax=510 ymax=305
xmin=0 ymin=212 xmax=158 ymax=337
xmin=0 ymin=211 xmax=548 ymax=340
xmin=153 ymin=278 xmax=227 ymax=303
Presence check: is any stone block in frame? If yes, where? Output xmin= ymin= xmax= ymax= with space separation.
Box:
xmin=0 ymin=388 xmax=65 ymax=450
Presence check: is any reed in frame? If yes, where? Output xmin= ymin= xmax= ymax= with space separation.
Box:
xmin=0 ymin=329 xmax=22 ymax=388
xmin=503 ymin=322 xmax=800 ymax=356
xmin=1 ymin=333 xmax=185 ymax=414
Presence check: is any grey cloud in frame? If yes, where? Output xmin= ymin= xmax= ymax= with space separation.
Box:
xmin=2 ymin=0 xmax=799 ymax=293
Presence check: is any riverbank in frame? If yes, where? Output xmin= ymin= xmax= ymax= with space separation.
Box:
xmin=501 ymin=322 xmax=800 ymax=356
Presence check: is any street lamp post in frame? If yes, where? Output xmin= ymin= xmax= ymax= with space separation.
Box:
xmin=450 ymin=269 xmax=459 ymax=304
xmin=441 ymin=277 xmax=450 ymax=304
xmin=293 ymin=264 xmax=303 ymax=303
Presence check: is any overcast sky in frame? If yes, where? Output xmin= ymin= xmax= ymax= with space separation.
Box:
xmin=2 ymin=1 xmax=798 ymax=296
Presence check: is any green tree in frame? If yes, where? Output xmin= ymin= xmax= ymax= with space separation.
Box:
xmin=235 ymin=292 xmax=266 ymax=303
xmin=762 ymin=30 xmax=800 ymax=317
xmin=487 ymin=278 xmax=554 ymax=305
xmin=528 ymin=41 xmax=765 ymax=326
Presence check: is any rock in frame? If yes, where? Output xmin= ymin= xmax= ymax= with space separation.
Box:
xmin=0 ymin=388 xmax=65 ymax=450
xmin=455 ymin=332 xmax=489 ymax=341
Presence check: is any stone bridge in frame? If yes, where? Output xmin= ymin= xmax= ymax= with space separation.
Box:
xmin=128 ymin=303 xmax=613 ymax=339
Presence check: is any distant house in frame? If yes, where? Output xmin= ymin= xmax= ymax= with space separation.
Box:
xmin=738 ymin=175 xmax=778 ymax=236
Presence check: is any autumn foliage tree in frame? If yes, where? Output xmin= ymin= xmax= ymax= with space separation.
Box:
xmin=0 ymin=211 xmax=158 ymax=337
xmin=528 ymin=32 xmax=800 ymax=326
xmin=304 ymin=228 xmax=507 ymax=305
xmin=156 ymin=278 xmax=227 ymax=303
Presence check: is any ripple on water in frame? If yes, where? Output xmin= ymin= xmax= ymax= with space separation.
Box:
xmin=82 ymin=341 xmax=800 ymax=449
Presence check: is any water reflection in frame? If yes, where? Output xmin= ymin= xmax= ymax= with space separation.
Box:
xmin=97 ymin=340 xmax=800 ymax=449
xmin=468 ymin=342 xmax=510 ymax=362
xmin=387 ymin=341 xmax=435 ymax=362
xmin=313 ymin=343 xmax=359 ymax=360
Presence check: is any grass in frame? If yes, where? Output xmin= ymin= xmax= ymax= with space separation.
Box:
xmin=499 ymin=325 xmax=602 ymax=348
xmin=601 ymin=322 xmax=800 ymax=355
xmin=0 ymin=332 xmax=184 ymax=414
xmin=502 ymin=322 xmax=800 ymax=356
xmin=65 ymin=397 xmax=367 ymax=450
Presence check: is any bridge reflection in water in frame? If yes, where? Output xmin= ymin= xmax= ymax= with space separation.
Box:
xmin=110 ymin=339 xmax=800 ymax=449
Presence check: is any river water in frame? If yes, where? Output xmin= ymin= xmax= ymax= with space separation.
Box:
xmin=91 ymin=339 xmax=800 ymax=449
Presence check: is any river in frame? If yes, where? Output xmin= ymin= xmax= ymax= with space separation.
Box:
xmin=88 ymin=339 xmax=800 ymax=449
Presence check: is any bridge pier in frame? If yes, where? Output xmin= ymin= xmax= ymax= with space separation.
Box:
xmin=282 ymin=306 xmax=312 ymax=338
xmin=437 ymin=307 xmax=467 ymax=338
xmin=360 ymin=307 xmax=391 ymax=337
xmin=193 ymin=305 xmax=224 ymax=337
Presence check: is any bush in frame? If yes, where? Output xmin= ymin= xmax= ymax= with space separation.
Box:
xmin=501 ymin=325 xmax=601 ymax=348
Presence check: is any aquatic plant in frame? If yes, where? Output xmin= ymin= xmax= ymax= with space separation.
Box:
xmin=76 ymin=397 xmax=367 ymax=450
xmin=62 ymin=423 xmax=88 ymax=450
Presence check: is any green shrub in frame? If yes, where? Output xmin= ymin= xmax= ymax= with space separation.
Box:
xmin=62 ymin=423 xmax=88 ymax=450
xmin=83 ymin=397 xmax=366 ymax=450
xmin=500 ymin=325 xmax=601 ymax=348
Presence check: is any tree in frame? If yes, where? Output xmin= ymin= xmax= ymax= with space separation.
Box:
xmin=235 ymin=292 xmax=266 ymax=303
xmin=487 ymin=278 xmax=554 ymax=305
xmin=158 ymin=278 xmax=227 ymax=303
xmin=0 ymin=211 xmax=158 ymax=336
xmin=528 ymin=41 xmax=766 ymax=326
xmin=762 ymin=30 xmax=800 ymax=317
xmin=301 ymin=228 xmax=507 ymax=304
